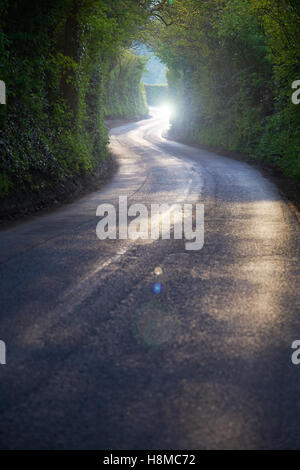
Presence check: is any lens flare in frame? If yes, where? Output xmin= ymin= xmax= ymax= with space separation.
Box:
xmin=152 ymin=283 xmax=162 ymax=294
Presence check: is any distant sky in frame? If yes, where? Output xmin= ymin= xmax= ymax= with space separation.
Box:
xmin=133 ymin=44 xmax=167 ymax=85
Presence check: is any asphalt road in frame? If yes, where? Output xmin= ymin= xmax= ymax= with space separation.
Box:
xmin=0 ymin=108 xmax=299 ymax=450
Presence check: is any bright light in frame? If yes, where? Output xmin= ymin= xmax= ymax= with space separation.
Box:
xmin=159 ymin=104 xmax=173 ymax=120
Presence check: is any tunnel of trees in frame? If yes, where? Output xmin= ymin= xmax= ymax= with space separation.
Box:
xmin=0 ymin=0 xmax=299 ymax=205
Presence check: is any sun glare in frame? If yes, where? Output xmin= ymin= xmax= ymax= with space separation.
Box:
xmin=159 ymin=104 xmax=174 ymax=121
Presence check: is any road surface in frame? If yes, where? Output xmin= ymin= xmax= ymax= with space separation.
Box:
xmin=0 ymin=108 xmax=299 ymax=449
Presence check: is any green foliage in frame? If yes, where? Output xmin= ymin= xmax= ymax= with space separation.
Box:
xmin=150 ymin=0 xmax=300 ymax=184
xmin=144 ymin=84 xmax=168 ymax=106
xmin=1 ymin=0 xmax=298 ymax=199
xmin=104 ymin=50 xmax=148 ymax=119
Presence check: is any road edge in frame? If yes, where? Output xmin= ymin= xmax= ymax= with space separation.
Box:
xmin=166 ymin=132 xmax=300 ymax=223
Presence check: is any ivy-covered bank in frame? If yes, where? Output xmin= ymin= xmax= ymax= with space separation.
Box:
xmin=0 ymin=0 xmax=150 ymax=205
xmin=151 ymin=0 xmax=300 ymax=185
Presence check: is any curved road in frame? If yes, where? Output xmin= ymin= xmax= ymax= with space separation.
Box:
xmin=0 ymin=109 xmax=299 ymax=449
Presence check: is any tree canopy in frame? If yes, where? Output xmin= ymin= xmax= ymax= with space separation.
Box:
xmin=0 ymin=0 xmax=299 ymax=202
